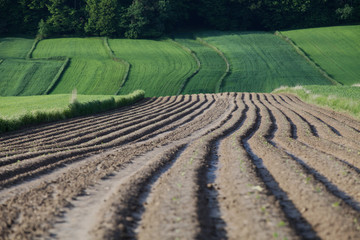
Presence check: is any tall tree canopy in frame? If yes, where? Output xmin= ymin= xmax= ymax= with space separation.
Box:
xmin=1 ymin=0 xmax=359 ymax=38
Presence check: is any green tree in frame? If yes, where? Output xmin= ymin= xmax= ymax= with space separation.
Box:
xmin=46 ymin=0 xmax=85 ymax=35
xmin=85 ymin=0 xmax=120 ymax=36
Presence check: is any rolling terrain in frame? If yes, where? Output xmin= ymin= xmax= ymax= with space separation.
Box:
xmin=0 ymin=93 xmax=359 ymax=239
xmin=282 ymin=25 xmax=360 ymax=85
xmin=174 ymin=34 xmax=228 ymax=94
xmin=197 ymin=31 xmax=332 ymax=92
xmin=108 ymin=38 xmax=198 ymax=97
xmin=32 ymin=38 xmax=127 ymax=95
xmin=0 ymin=38 xmax=64 ymax=96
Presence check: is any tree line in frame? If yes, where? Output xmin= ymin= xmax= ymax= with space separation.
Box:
xmin=1 ymin=0 xmax=359 ymax=38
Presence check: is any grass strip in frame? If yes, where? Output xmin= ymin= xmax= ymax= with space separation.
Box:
xmin=275 ymin=31 xmax=339 ymax=86
xmin=0 ymin=90 xmax=145 ymax=133
xmin=170 ymin=39 xmax=201 ymax=95
xmin=196 ymin=37 xmax=230 ymax=93
xmin=26 ymin=38 xmax=40 ymax=59
xmin=103 ymin=37 xmax=131 ymax=95
xmin=273 ymin=85 xmax=360 ymax=120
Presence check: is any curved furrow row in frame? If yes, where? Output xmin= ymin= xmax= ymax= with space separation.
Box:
xmin=248 ymin=93 xmax=360 ymax=239
xmin=0 ymin=93 xmax=360 ymax=240
xmin=0 ymin=94 xmax=233 ymax=240
xmin=0 ymin=95 xmax=181 ymax=155
xmin=276 ymin=95 xmax=360 ymax=150
xmin=0 ymin=95 xmax=184 ymax=160
xmin=258 ymin=94 xmax=360 ymax=210
xmin=285 ymin=94 xmax=360 ymax=132
xmin=0 ymin=95 xmax=215 ymax=186
xmin=90 ymin=93 xmax=237 ymax=240
xmin=0 ymin=95 xmax=203 ymax=167
xmin=133 ymin=94 xmax=216 ymax=143
xmin=266 ymin=94 xmax=360 ymax=171
xmin=281 ymin=94 xmax=360 ymax=142
xmin=214 ymin=93 xmax=298 ymax=239
xmin=0 ymin=97 xmax=160 ymax=144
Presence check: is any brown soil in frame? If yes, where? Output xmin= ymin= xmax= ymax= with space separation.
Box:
xmin=0 ymin=93 xmax=359 ymax=240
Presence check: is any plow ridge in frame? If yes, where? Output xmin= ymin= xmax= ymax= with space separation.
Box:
xmin=0 ymin=93 xmax=359 ymax=239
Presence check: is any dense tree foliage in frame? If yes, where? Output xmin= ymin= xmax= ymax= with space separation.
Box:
xmin=1 ymin=0 xmax=359 ymax=38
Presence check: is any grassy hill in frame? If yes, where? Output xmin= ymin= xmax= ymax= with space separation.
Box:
xmin=32 ymin=38 xmax=127 ymax=95
xmin=197 ymin=31 xmax=332 ymax=93
xmin=281 ymin=25 xmax=360 ymax=86
xmin=108 ymin=38 xmax=197 ymax=97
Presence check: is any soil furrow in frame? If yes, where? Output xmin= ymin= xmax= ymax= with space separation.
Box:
xmin=259 ymin=94 xmax=360 ymax=210
xmin=281 ymin=94 xmax=360 ymax=142
xmin=0 ymin=95 xmax=202 ymax=167
xmin=242 ymin=93 xmax=317 ymax=239
xmin=0 ymin=96 xmax=160 ymax=144
xmin=0 ymin=96 xmax=172 ymax=152
xmin=0 ymin=95 xmax=183 ymax=156
xmin=1 ymin=93 xmax=360 ymax=240
xmin=267 ymin=94 xmax=360 ymax=170
xmin=0 ymin=95 xmax=233 ymax=239
xmin=134 ymin=94 xmax=216 ymax=143
xmin=285 ymin=94 xmax=360 ymax=132
xmin=215 ymin=93 xmax=298 ymax=239
xmin=55 ymin=94 xmax=235 ymax=240
xmin=276 ymin=95 xmax=360 ymax=150
xmin=248 ymin=93 xmax=360 ymax=239
xmin=0 ymin=95 xmax=211 ymax=186
xmin=131 ymin=95 xmax=238 ymax=240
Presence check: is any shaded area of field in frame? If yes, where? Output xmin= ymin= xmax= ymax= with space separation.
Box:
xmin=282 ymin=25 xmax=360 ymax=85
xmin=174 ymin=34 xmax=227 ymax=94
xmin=32 ymin=38 xmax=127 ymax=95
xmin=0 ymin=93 xmax=359 ymax=239
xmin=197 ymin=31 xmax=331 ymax=93
xmin=109 ymin=39 xmax=197 ymax=97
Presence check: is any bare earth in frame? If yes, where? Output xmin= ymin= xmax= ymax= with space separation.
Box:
xmin=0 ymin=93 xmax=360 ymax=240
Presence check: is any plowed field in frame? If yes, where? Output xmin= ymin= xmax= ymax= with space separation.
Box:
xmin=0 ymin=93 xmax=359 ymax=240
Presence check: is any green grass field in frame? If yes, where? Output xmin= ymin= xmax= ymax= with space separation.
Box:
xmin=0 ymin=94 xmax=116 ymax=119
xmin=32 ymin=38 xmax=127 ymax=95
xmin=109 ymin=38 xmax=197 ymax=97
xmin=281 ymin=25 xmax=360 ymax=86
xmin=273 ymin=85 xmax=360 ymax=119
xmin=0 ymin=59 xmax=63 ymax=96
xmin=0 ymin=38 xmax=34 ymax=58
xmin=174 ymin=34 xmax=227 ymax=94
xmin=0 ymin=38 xmax=66 ymax=96
xmin=197 ymin=31 xmax=331 ymax=93
xmin=0 ymin=90 xmax=145 ymax=133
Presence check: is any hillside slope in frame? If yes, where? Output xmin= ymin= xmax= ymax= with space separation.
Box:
xmin=282 ymin=25 xmax=360 ymax=85
xmin=197 ymin=31 xmax=332 ymax=93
